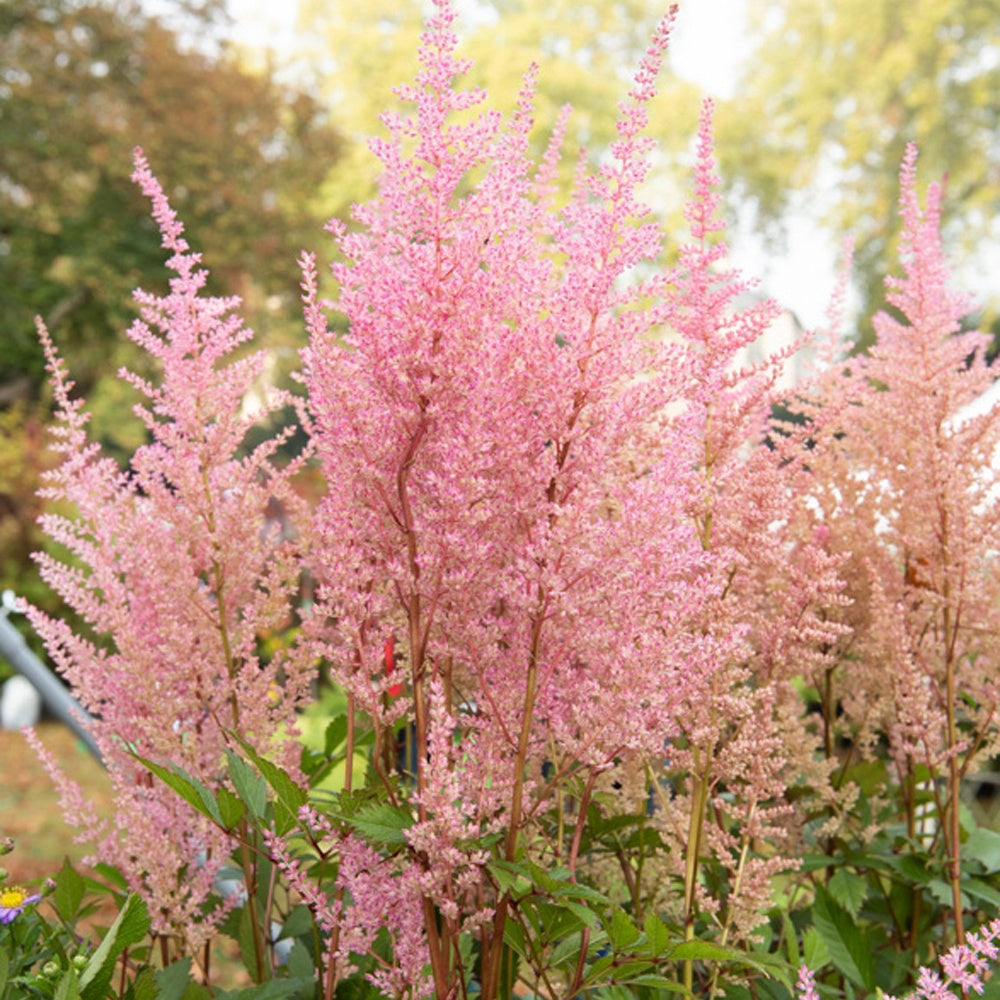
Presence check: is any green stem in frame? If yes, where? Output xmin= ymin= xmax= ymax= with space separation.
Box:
xmin=682 ymin=748 xmax=711 ymax=993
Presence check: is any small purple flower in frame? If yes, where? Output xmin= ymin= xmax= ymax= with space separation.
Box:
xmin=0 ymin=885 xmax=42 ymax=924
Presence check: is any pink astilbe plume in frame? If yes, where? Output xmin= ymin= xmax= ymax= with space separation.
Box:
xmin=28 ymin=150 xmax=312 ymax=952
xmin=795 ymin=144 xmax=1000 ymax=939
xmin=635 ymin=99 xmax=846 ymax=944
xmin=298 ymin=1 xmax=788 ymax=990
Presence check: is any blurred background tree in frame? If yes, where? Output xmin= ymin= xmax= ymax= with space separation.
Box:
xmin=0 ymin=0 xmax=341 ymax=657
xmin=716 ymin=0 xmax=1000 ymax=347
xmin=1 ymin=0 xmax=342 ymax=410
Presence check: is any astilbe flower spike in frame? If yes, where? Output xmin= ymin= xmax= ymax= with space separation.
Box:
xmin=794 ymin=144 xmax=1000 ymax=943
xmin=28 ymin=149 xmax=312 ymax=953
xmin=639 ymin=99 xmax=846 ymax=951
xmin=298 ymin=0 xmax=837 ymax=993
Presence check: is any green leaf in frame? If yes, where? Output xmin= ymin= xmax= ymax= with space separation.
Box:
xmin=802 ymin=926 xmax=829 ymax=970
xmin=214 ymin=979 xmax=315 ymax=999
xmin=667 ymin=941 xmax=735 ymax=963
xmin=626 ymin=974 xmax=688 ymax=991
xmin=644 ymin=912 xmax=671 ymax=957
xmin=324 ymin=716 xmax=349 ymax=756
xmin=606 ymin=906 xmax=641 ymax=951
xmin=226 ymin=750 xmax=268 ymax=820
xmin=128 ymin=968 xmax=159 ymax=1000
xmin=594 ymin=985 xmax=636 ymax=1000
xmin=228 ymin=735 xmax=306 ymax=834
xmin=134 ymin=756 xmax=222 ymax=826
xmin=928 ymin=878 xmax=968 ymax=909
xmin=92 ymin=863 xmax=129 ymax=891
xmin=54 ymin=857 xmax=87 ymax=923
xmin=281 ymin=904 xmax=315 ymax=939
xmin=783 ymin=911 xmax=800 ymax=968
xmin=54 ymin=971 xmax=81 ymax=1000
xmin=180 ymin=985 xmax=213 ymax=1000
xmin=811 ymin=886 xmax=875 ymax=990
xmin=827 ymin=869 xmax=867 ymax=918
xmin=551 ymin=880 xmax=612 ymax=906
xmin=284 ymin=940 xmax=315 ymax=980
xmin=964 ymin=828 xmax=1000 ymax=873
xmin=0 ymin=948 xmax=9 ymax=996
xmin=350 ymin=802 xmax=413 ymax=846
xmin=238 ymin=903 xmax=266 ymax=984
xmin=964 ymin=877 xmax=1000 ymax=907
xmin=79 ymin=894 xmax=151 ymax=1000
xmin=550 ymin=931 xmax=587 ymax=968
xmin=154 ymin=958 xmax=194 ymax=1000
xmin=502 ymin=911 xmax=528 ymax=959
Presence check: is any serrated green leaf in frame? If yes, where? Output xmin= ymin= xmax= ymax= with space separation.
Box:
xmin=668 ymin=941 xmax=734 ymax=962
xmin=928 ymin=878 xmax=968 ymax=909
xmin=502 ymin=911 xmax=528 ymax=959
xmin=213 ymin=978 xmax=315 ymax=1000
xmin=644 ymin=911 xmax=671 ymax=956
xmin=812 ymin=886 xmax=874 ymax=990
xmin=217 ymin=787 xmax=247 ymax=830
xmin=551 ymin=880 xmax=612 ymax=905
xmin=229 ymin=735 xmax=306 ymax=826
xmin=54 ymin=857 xmax=87 ymax=923
xmin=238 ymin=903 xmax=266 ymax=984
xmin=828 ymin=868 xmax=867 ymax=918
xmin=550 ymin=931 xmax=587 ymax=968
xmin=154 ymin=958 xmax=194 ymax=1000
xmin=280 ymin=904 xmax=315 ymax=939
xmin=226 ymin=750 xmax=268 ymax=820
xmin=606 ymin=906 xmax=640 ymax=951
xmin=583 ymin=952 xmax=615 ymax=983
xmin=350 ymin=802 xmax=413 ymax=846
xmin=92 ymin=863 xmax=129 ymax=890
xmin=626 ymin=973 xmax=687 ymax=991
xmin=802 ymin=926 xmax=829 ymax=970
xmin=594 ymin=984 xmax=636 ymax=1000
xmin=285 ymin=940 xmax=315 ymax=980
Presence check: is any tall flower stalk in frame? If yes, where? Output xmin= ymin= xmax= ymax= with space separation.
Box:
xmin=28 ymin=151 xmax=313 ymax=960
xmin=797 ymin=145 xmax=1000 ymax=948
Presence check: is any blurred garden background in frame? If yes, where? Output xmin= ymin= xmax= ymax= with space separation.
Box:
xmin=1 ymin=0 xmax=999 ymax=883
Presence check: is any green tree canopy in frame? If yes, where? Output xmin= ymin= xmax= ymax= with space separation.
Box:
xmin=717 ymin=0 xmax=1000 ymax=343
xmin=0 ymin=0 xmax=342 ymax=404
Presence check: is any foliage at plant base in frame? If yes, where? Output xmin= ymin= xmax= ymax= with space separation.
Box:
xmin=11 ymin=0 xmax=1000 ymax=997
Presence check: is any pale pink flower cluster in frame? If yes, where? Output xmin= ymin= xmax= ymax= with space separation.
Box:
xmin=28 ymin=152 xmax=312 ymax=950
xmin=797 ymin=143 xmax=1000 ymax=831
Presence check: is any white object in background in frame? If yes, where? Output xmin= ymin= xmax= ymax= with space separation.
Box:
xmin=1 ymin=675 xmax=42 ymax=729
